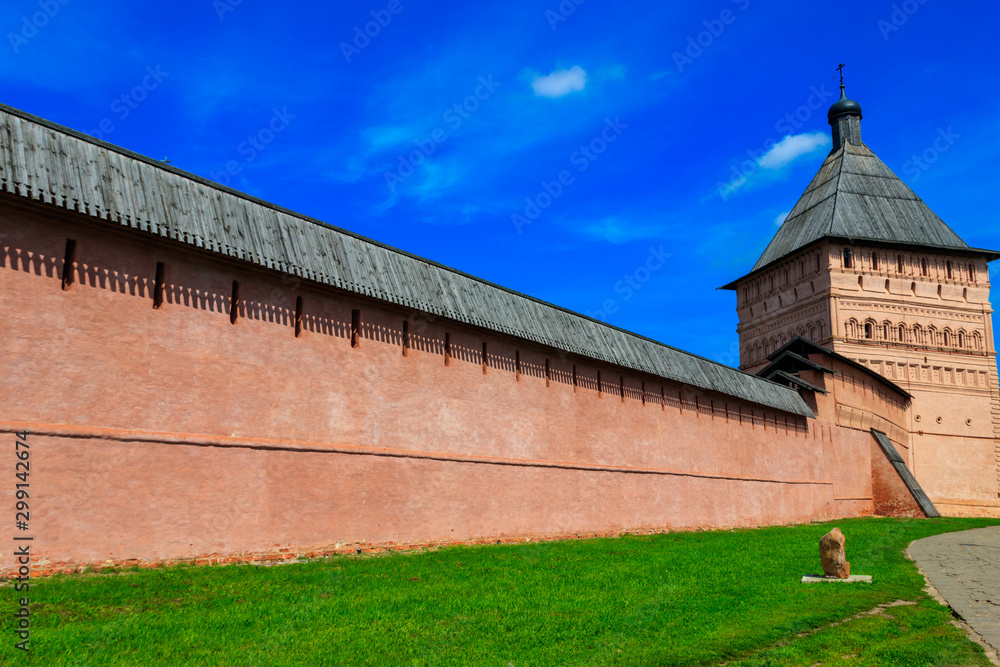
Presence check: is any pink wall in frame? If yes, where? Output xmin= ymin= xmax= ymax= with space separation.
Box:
xmin=0 ymin=200 xmax=914 ymax=575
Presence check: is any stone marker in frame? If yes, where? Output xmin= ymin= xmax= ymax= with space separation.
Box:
xmin=801 ymin=574 xmax=872 ymax=583
xmin=819 ymin=527 xmax=850 ymax=579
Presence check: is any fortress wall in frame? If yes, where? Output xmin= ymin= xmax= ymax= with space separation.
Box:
xmin=2 ymin=202 xmax=869 ymax=575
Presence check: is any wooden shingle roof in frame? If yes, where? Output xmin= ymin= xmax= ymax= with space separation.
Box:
xmin=751 ymin=141 xmax=998 ymax=272
xmin=0 ymin=103 xmax=813 ymax=418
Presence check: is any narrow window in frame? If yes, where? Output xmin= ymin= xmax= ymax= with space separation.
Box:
xmin=60 ymin=239 xmax=77 ymax=290
xmin=620 ymin=376 xmax=625 ymax=403
xmin=572 ymin=364 xmax=577 ymax=392
xmin=153 ymin=262 xmax=166 ymax=309
xmin=946 ymin=261 xmax=953 ymax=279
xmin=921 ymin=258 xmax=928 ymax=276
xmin=402 ymin=321 xmax=409 ymax=357
xmin=943 ymin=331 xmax=950 ymax=347
xmin=445 ymin=333 xmax=451 ymax=366
xmin=597 ymin=370 xmax=602 ymax=397
xmin=883 ymin=323 xmax=889 ymax=340
xmin=482 ymin=342 xmax=488 ymax=375
xmin=897 ymin=255 xmax=904 ymax=273
xmin=230 ymin=280 xmax=240 ymax=324
xmin=515 ymin=350 xmax=521 ymax=381
xmin=968 ymin=264 xmax=975 ymax=282
xmin=641 ymin=381 xmax=646 ymax=406
xmin=958 ymin=332 xmax=966 ymax=348
xmin=864 ymin=322 xmax=873 ymax=339
xmin=843 ymin=248 xmax=854 ymax=269
xmin=294 ymin=297 xmax=304 ymax=338
xmin=872 ymin=254 xmax=879 ymax=271
xmin=660 ymin=386 xmax=665 ymax=411
xmin=898 ymin=325 xmax=905 ymax=343
xmin=350 ymin=309 xmax=360 ymax=347
xmin=545 ymin=358 xmax=550 ymax=387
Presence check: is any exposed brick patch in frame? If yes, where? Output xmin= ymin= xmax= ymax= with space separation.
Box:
xmin=0 ymin=525 xmax=816 ymax=579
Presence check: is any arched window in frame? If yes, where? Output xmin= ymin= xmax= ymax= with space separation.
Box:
xmin=946 ymin=261 xmax=953 ymax=279
xmin=817 ymin=321 xmax=825 ymax=338
xmin=968 ymin=264 xmax=975 ymax=282
xmin=872 ymin=254 xmax=880 ymax=271
xmin=898 ymin=324 xmax=906 ymax=343
xmin=784 ymin=268 xmax=789 ymax=285
xmin=958 ymin=331 xmax=966 ymax=348
xmin=921 ymin=258 xmax=929 ymax=276
xmin=864 ymin=322 xmax=874 ymax=339
xmin=928 ymin=327 xmax=938 ymax=346
xmin=846 ymin=319 xmax=858 ymax=339
xmin=897 ymin=255 xmax=904 ymax=273
xmin=769 ymin=276 xmax=774 ymax=292
xmin=913 ymin=325 xmax=923 ymax=344
xmin=883 ymin=323 xmax=890 ymax=340
xmin=973 ymin=332 xmax=983 ymax=350
xmin=943 ymin=330 xmax=951 ymax=347
xmin=843 ymin=248 xmax=854 ymax=269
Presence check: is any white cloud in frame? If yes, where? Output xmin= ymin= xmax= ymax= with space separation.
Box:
xmin=715 ymin=132 xmax=830 ymax=200
xmin=576 ymin=216 xmax=666 ymax=244
xmin=531 ymin=66 xmax=587 ymax=98
xmin=775 ymin=210 xmax=790 ymax=226
xmin=757 ymin=132 xmax=830 ymax=170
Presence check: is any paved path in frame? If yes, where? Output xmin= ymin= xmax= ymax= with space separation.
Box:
xmin=909 ymin=526 xmax=1000 ymax=654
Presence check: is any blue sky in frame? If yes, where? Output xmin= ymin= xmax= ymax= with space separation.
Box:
xmin=3 ymin=0 xmax=999 ymax=366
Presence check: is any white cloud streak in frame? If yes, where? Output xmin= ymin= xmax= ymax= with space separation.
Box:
xmin=758 ymin=132 xmax=829 ymax=169
xmin=531 ymin=66 xmax=587 ymax=98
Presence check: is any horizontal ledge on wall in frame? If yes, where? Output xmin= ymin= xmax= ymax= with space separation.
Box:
xmin=0 ymin=420 xmax=832 ymax=487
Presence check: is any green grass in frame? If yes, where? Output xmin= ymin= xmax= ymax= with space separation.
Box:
xmin=3 ymin=517 xmax=999 ymax=665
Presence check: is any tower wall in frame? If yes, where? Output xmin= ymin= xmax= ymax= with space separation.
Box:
xmin=736 ymin=239 xmax=1000 ymax=515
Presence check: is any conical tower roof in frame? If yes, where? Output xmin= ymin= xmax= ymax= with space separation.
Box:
xmin=729 ymin=87 xmax=998 ymax=283
xmin=753 ymin=141 xmax=974 ymax=270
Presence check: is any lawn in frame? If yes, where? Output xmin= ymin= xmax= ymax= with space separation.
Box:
xmin=3 ymin=517 xmax=999 ymax=665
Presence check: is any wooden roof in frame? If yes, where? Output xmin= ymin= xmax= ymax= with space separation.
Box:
xmin=0 ymin=102 xmax=813 ymax=418
xmin=750 ymin=141 xmax=999 ymax=273
xmin=765 ymin=337 xmax=912 ymax=401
